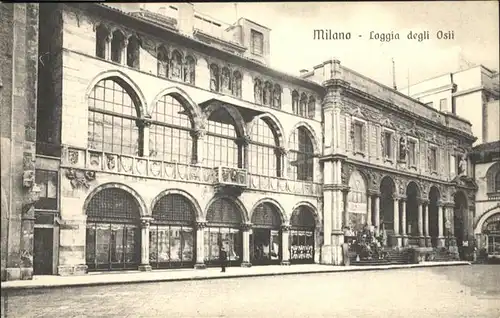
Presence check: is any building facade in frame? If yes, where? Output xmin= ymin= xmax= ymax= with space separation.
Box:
xmin=402 ymin=65 xmax=499 ymax=146
xmin=1 ymin=3 xmax=478 ymax=280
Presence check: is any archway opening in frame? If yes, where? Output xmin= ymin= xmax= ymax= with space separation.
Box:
xmin=149 ymin=194 xmax=196 ymax=269
xmin=205 ymin=198 xmax=244 ymax=266
xmin=482 ymin=212 xmax=500 ymax=256
xmin=379 ymin=176 xmax=395 ymax=234
xmin=290 ymin=206 xmax=316 ymax=264
xmin=85 ymin=188 xmax=141 ymax=271
xmin=250 ymin=202 xmax=282 ymax=265
xmin=406 ymin=182 xmax=420 ymax=240
xmin=428 ymin=186 xmax=440 ymax=247
xmin=453 ymin=191 xmax=468 ymax=256
xmin=346 ymin=171 xmax=368 ymax=233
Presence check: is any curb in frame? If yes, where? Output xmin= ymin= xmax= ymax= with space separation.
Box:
xmin=1 ymin=262 xmax=471 ymax=291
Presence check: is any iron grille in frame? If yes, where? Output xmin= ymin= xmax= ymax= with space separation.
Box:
xmin=152 ymin=194 xmax=195 ymax=224
xmin=251 ymin=203 xmax=281 ymax=227
xmin=87 ymin=188 xmax=140 ymax=221
xmin=206 ymin=198 xmax=242 ymax=225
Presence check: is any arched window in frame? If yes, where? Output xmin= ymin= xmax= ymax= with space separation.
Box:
xmin=299 ymin=93 xmax=308 ymax=117
xmin=205 ymin=108 xmax=241 ymax=168
xmin=210 ymin=64 xmax=220 ymax=92
xmin=263 ymin=81 xmax=272 ymax=106
xmin=249 ymin=119 xmax=281 ymax=177
xmin=126 ymin=35 xmax=140 ymax=69
xmin=110 ymin=30 xmax=125 ymax=64
xmin=95 ymin=24 xmax=109 ymax=59
xmin=150 ymin=194 xmax=196 ymax=268
xmin=291 ymin=90 xmax=299 ymax=114
xmin=495 ymin=171 xmax=500 ymax=192
xmin=251 ymin=202 xmax=282 ymax=264
xmin=254 ymin=79 xmax=263 ymax=104
xmin=290 ymin=206 xmax=316 ymax=263
xmin=232 ymin=71 xmax=242 ymax=98
xmin=184 ymin=55 xmax=196 ymax=84
xmin=85 ymin=188 xmax=141 ymax=271
xmin=289 ymin=127 xmax=315 ymax=181
xmin=273 ymin=84 xmax=282 ymax=109
xmin=307 ymin=96 xmax=315 ymax=119
xmin=87 ymin=79 xmax=141 ymax=156
xmin=157 ymin=46 xmax=169 ymax=78
xmin=170 ymin=50 xmax=183 ymax=80
xmin=149 ymin=95 xmax=195 ymax=163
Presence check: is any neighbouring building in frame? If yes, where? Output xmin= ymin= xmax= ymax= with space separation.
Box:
xmin=402 ymin=65 xmax=500 ymax=146
xmin=1 ymin=3 xmax=479 ymax=280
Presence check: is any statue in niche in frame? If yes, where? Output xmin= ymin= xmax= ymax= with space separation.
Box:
xmin=171 ymin=52 xmax=182 ymax=79
xmin=210 ymin=65 xmax=219 ymax=91
xmin=458 ymin=154 xmax=467 ymax=176
xmin=273 ymin=85 xmax=281 ymax=107
xmin=263 ymin=82 xmax=272 ymax=105
xmin=222 ymin=68 xmax=231 ymax=91
xmin=399 ymin=137 xmax=407 ymax=161
xmin=254 ymin=80 xmax=262 ymax=103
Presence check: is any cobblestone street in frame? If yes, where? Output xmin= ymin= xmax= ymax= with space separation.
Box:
xmin=2 ymin=265 xmax=499 ymax=318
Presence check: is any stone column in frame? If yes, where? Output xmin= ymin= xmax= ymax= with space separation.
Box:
xmin=374 ymin=194 xmax=380 ymax=235
xmin=392 ymin=196 xmax=401 ymax=247
xmin=141 ymin=119 xmax=151 ymax=157
xmin=401 ymin=198 xmax=408 ymax=247
xmin=277 ymin=147 xmax=288 ymax=178
xmin=423 ymin=201 xmax=431 ymax=247
xmin=437 ymin=204 xmax=445 ymax=247
xmin=280 ymin=224 xmax=291 ymax=265
xmin=237 ymin=135 xmax=251 ymax=170
xmin=194 ymin=221 xmax=207 ymax=269
xmin=342 ymin=188 xmax=349 ymax=229
xmin=121 ymin=38 xmax=129 ymax=65
xmin=241 ymin=223 xmax=252 ymax=267
xmin=138 ymin=217 xmax=153 ymax=271
xmin=20 ymin=184 xmax=39 ymax=280
xmin=105 ymin=33 xmax=113 ymax=61
xmin=366 ymin=194 xmax=372 ymax=226
xmin=417 ymin=199 xmax=424 ymax=247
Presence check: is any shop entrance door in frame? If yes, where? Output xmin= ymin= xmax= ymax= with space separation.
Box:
xmin=33 ymin=228 xmax=53 ymax=275
xmin=251 ymin=228 xmax=281 ymax=265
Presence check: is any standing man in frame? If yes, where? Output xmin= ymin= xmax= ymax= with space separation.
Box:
xmin=220 ymin=246 xmax=228 ymax=272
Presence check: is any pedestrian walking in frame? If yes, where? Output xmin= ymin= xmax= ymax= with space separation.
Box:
xmin=220 ymin=246 xmax=228 ymax=272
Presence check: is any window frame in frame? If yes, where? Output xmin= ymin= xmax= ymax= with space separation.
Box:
xmin=407 ymin=136 xmax=418 ymax=169
xmin=352 ymin=117 xmax=366 ymax=156
xmin=382 ymin=128 xmax=395 ymax=162
xmin=250 ymin=29 xmax=264 ymax=56
xmin=428 ymin=144 xmax=438 ymax=173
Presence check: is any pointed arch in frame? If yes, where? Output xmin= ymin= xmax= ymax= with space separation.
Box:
xmin=150 ymin=188 xmax=203 ymax=222
xmin=149 ymin=86 xmax=203 ymax=130
xmin=85 ymin=70 xmax=147 ymax=117
xmin=82 ymin=182 xmax=148 ymax=217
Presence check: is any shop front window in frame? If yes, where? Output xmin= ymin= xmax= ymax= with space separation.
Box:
xmin=290 ymin=206 xmax=316 ymax=264
xmin=488 ymin=235 xmax=500 ymax=255
xmin=204 ymin=197 xmax=243 ymax=266
xmin=85 ymin=188 xmax=141 ymax=271
xmin=250 ymin=202 xmax=282 ymax=264
xmin=149 ymin=194 xmax=196 ymax=269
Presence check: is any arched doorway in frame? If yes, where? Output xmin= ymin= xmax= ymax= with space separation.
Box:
xmin=379 ymin=176 xmax=395 ymax=235
xmin=346 ymin=170 xmax=368 ymax=233
xmin=85 ymin=188 xmax=142 ymax=271
xmin=250 ymin=202 xmax=282 ymax=265
xmin=149 ymin=194 xmax=196 ymax=269
xmin=290 ymin=206 xmax=316 ymax=264
xmin=482 ymin=212 xmax=500 ymax=256
xmin=454 ymin=191 xmax=468 ymax=258
xmin=204 ymin=197 xmax=244 ymax=267
xmin=406 ymin=182 xmax=420 ymax=244
xmin=428 ymin=186 xmax=440 ymax=247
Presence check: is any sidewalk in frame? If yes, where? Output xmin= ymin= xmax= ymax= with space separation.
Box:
xmin=1 ymin=261 xmax=470 ymax=290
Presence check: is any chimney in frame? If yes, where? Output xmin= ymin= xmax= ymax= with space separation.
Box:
xmin=177 ymin=3 xmax=194 ymax=35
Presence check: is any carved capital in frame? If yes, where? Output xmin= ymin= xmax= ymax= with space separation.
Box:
xmin=190 ymin=129 xmax=206 ymax=139
xmin=195 ymin=221 xmax=207 ymax=229
xmin=276 ymin=146 xmax=288 ymax=156
xmin=281 ymin=224 xmax=291 ymax=231
xmin=237 ymin=135 xmax=252 ymax=146
xmin=240 ymin=223 xmax=252 ymax=231
xmin=140 ymin=217 xmax=153 ymax=227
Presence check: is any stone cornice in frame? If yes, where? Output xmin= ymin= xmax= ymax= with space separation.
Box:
xmin=319 ymin=154 xmax=348 ymax=162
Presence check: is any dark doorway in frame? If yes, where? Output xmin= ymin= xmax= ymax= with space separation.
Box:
xmin=428 ymin=186 xmax=440 ymax=247
xmin=379 ymin=176 xmax=395 ymax=233
xmin=33 ymin=228 xmax=53 ymax=275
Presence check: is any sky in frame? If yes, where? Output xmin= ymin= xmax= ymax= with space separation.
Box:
xmin=193 ymin=1 xmax=499 ymax=87
xmin=123 ymin=2 xmax=499 ymax=88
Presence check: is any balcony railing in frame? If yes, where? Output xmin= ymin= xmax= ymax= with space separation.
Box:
xmin=62 ymin=147 xmax=322 ymax=197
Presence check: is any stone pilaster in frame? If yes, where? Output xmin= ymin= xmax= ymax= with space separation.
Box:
xmin=417 ymin=199 xmax=425 ymax=247
xmin=373 ymin=193 xmax=380 ymax=235
xmin=423 ymin=201 xmax=431 ymax=247
xmin=437 ymin=204 xmax=445 ymax=247
xmin=392 ymin=195 xmax=401 ymax=247
xmin=192 ymin=129 xmax=206 ymax=165
xmin=240 ymin=223 xmax=252 ymax=267
xmin=280 ymin=224 xmax=291 ymax=265
xmin=366 ymin=194 xmax=372 ymax=226
xmin=194 ymin=221 xmax=207 ymax=269
xmin=401 ymin=197 xmax=407 ymax=247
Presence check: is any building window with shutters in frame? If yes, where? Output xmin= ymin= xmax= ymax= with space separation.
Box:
xmin=251 ymin=29 xmax=264 ymax=55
